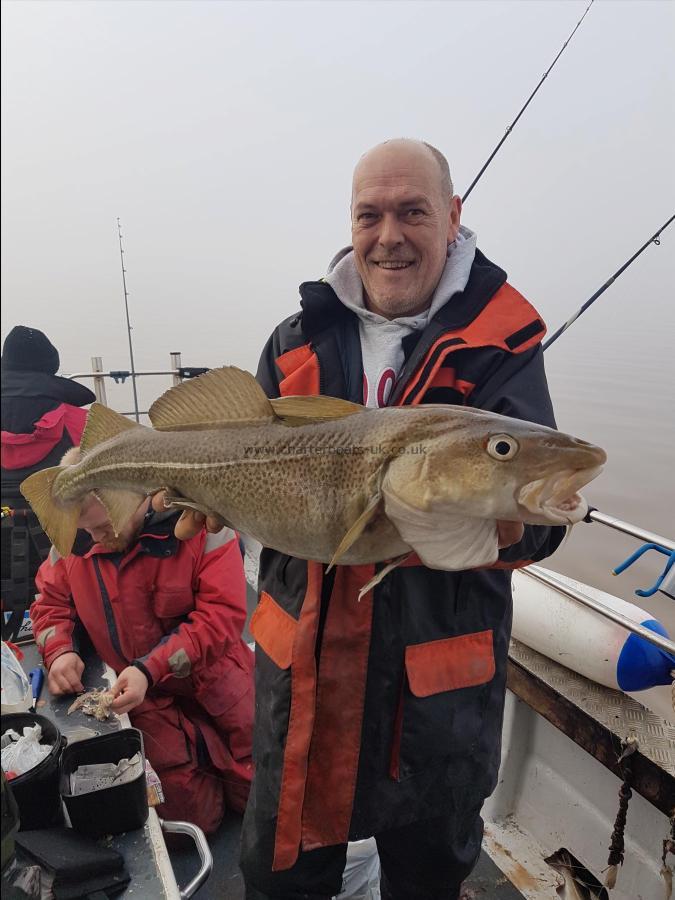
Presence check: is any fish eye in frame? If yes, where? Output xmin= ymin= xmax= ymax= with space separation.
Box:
xmin=487 ymin=434 xmax=519 ymax=461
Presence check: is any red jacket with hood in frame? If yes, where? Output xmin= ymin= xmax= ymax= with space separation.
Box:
xmin=31 ymin=510 xmax=254 ymax=723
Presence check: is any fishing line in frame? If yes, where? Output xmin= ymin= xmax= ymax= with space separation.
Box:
xmin=543 ymin=214 xmax=675 ymax=350
xmin=462 ymin=0 xmax=595 ymax=202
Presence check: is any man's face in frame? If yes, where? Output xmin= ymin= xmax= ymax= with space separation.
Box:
xmin=77 ymin=496 xmax=144 ymax=552
xmin=351 ymin=143 xmax=461 ymax=318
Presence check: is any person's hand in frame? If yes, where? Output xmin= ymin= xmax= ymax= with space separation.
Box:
xmin=496 ymin=520 xmax=524 ymax=549
xmin=150 ymin=491 xmax=225 ymax=541
xmin=111 ymin=666 xmax=149 ymax=715
xmin=48 ymin=652 xmax=85 ymax=695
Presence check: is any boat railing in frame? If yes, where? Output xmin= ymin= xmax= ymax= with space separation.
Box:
xmin=586 ymin=509 xmax=675 ymax=553
xmin=65 ymin=352 xmax=208 ymax=416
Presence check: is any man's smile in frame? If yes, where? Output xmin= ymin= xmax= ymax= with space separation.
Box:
xmin=372 ymin=260 xmax=416 ymax=270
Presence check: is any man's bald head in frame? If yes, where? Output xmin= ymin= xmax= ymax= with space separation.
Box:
xmin=352 ymin=139 xmax=454 ymax=208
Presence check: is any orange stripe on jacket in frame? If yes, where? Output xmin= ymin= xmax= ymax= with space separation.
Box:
xmin=276 ymin=345 xmax=320 ymax=397
xmin=459 ymin=283 xmax=545 ymax=352
xmin=272 ymin=562 xmax=323 ymax=871
xmin=301 ymin=564 xmax=376 ymax=850
xmin=398 ymin=284 xmax=545 ymax=406
xmin=426 ymin=366 xmax=476 ymax=399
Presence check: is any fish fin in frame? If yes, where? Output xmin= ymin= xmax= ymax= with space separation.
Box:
xmin=383 ymin=480 xmax=499 ymax=570
xmin=558 ymin=523 xmax=574 ymax=550
xmin=162 ymin=494 xmax=225 ymax=521
xmin=271 ymin=395 xmax=365 ymax=426
xmin=80 ymin=403 xmax=139 ymax=453
xmin=20 ymin=466 xmax=81 ymax=557
xmin=327 ymin=492 xmax=383 ymax=571
xmin=357 ymin=553 xmax=413 ymax=601
xmin=149 ymin=367 xmax=274 ymax=431
xmin=94 ymin=488 xmax=148 ymax=536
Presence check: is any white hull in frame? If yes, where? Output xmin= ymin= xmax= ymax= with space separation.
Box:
xmin=484 ymin=688 xmax=671 ymax=899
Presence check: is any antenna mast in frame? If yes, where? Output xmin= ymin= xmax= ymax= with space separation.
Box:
xmin=116 ymin=218 xmax=141 ymax=422
xmin=117 ymin=216 xmax=140 ymax=422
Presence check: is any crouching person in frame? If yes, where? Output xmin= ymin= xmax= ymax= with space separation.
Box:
xmin=30 ymin=450 xmax=254 ymax=833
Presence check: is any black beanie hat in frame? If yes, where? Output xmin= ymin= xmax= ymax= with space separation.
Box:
xmin=1 ymin=326 xmax=61 ymax=374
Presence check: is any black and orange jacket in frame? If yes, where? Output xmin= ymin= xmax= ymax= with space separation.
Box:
xmin=249 ymin=249 xmax=565 ymax=871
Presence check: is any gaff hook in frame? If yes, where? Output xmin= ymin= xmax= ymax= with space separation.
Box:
xmin=612 ymin=543 xmax=675 ymax=598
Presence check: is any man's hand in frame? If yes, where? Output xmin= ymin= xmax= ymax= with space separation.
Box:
xmin=48 ymin=652 xmax=85 ymax=695
xmin=497 ymin=520 xmax=525 ymax=549
xmin=111 ymin=666 xmax=149 ymax=715
xmin=150 ymin=491 xmax=225 ymax=541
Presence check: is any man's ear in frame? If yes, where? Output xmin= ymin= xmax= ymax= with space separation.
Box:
xmin=447 ymin=195 xmax=462 ymax=243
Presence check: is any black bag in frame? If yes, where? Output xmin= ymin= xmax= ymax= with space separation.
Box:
xmin=15 ymin=828 xmax=130 ymax=899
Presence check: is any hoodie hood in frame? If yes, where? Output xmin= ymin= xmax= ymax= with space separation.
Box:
xmin=323 ymin=226 xmax=477 ymax=407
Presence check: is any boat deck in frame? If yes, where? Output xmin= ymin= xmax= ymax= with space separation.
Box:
xmin=168 ymin=816 xmax=528 ymax=899
xmin=508 ymin=638 xmax=675 ymax=812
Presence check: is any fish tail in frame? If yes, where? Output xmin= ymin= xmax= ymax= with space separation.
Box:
xmin=20 ymin=466 xmax=82 ymax=558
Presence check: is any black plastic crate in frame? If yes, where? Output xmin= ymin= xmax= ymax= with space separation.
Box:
xmin=60 ymin=728 xmax=148 ymax=836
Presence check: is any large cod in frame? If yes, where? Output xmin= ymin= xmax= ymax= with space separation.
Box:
xmin=21 ymin=367 xmax=606 ymax=587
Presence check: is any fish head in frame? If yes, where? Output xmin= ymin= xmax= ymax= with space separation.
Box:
xmin=385 ymin=411 xmax=606 ymax=526
xmin=509 ymin=426 xmax=607 ymax=525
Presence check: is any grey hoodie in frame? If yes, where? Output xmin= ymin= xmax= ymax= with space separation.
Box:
xmin=324 ymin=226 xmax=477 ymax=407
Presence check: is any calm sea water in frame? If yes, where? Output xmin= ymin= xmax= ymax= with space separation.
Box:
xmin=544 ymin=325 xmax=674 ymax=633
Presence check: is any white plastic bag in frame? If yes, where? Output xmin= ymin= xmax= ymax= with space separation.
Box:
xmin=335 ymin=839 xmax=381 ymax=899
xmin=1 ymin=641 xmax=32 ymax=714
xmin=1 ymin=724 xmax=52 ymax=776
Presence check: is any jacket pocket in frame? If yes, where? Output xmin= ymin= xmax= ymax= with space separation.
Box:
xmin=405 ymin=630 xmax=495 ymax=696
xmin=152 ymin=587 xmax=194 ymax=619
xmin=393 ymin=629 xmax=495 ymax=781
xmin=249 ymin=591 xmax=297 ymax=669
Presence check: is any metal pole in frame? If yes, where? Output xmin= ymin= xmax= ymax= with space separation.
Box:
xmin=587 ymin=510 xmax=675 ymax=553
xmin=525 ymin=566 xmax=675 ymax=656
xmin=117 ymin=218 xmax=140 ymax=422
xmin=170 ymin=352 xmax=182 ymax=387
xmin=90 ymin=356 xmax=108 ymax=406
xmin=69 ymin=369 xmax=186 ymax=379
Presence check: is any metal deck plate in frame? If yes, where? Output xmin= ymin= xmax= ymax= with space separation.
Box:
xmin=509 ymin=638 xmax=675 ymax=776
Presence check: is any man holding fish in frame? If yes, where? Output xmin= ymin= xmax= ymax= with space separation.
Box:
xmin=21 ymin=139 xmax=605 ymax=898
xmin=239 ymin=139 xmax=603 ymax=899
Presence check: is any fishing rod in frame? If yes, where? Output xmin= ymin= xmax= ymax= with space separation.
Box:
xmin=116 ymin=218 xmax=141 ymax=423
xmin=538 ymin=216 xmax=675 ymax=585
xmin=543 ymin=214 xmax=675 ymax=350
xmin=539 ymin=217 xmax=675 ymax=560
xmin=462 ymin=0 xmax=594 ymax=202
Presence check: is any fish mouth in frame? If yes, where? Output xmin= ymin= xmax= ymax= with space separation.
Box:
xmin=517 ymin=465 xmax=604 ymax=525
